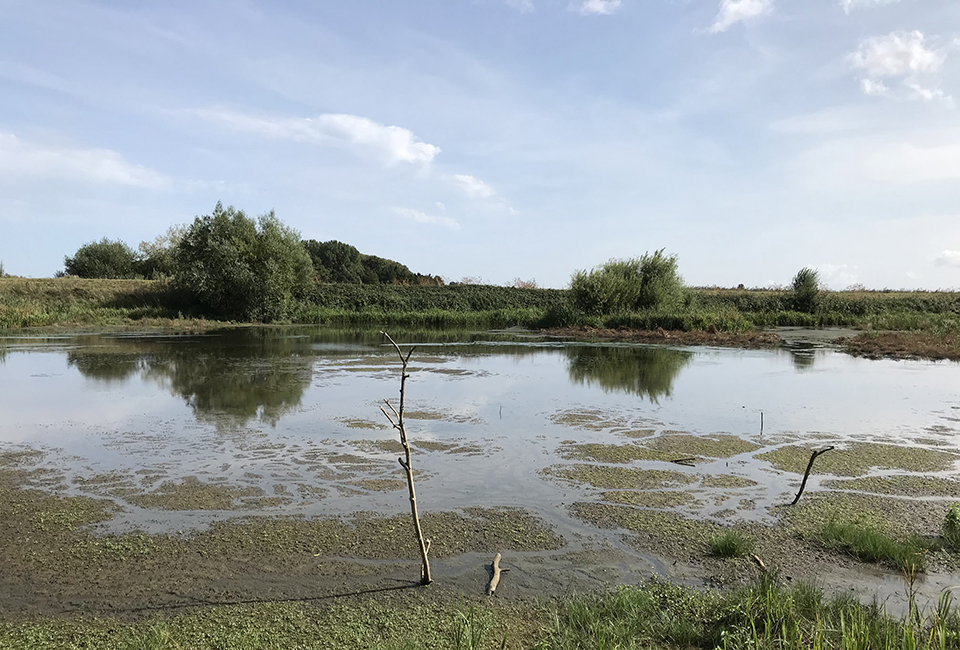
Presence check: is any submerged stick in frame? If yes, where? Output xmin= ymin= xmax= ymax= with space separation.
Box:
xmin=789 ymin=446 xmax=835 ymax=506
xmin=487 ymin=553 xmax=503 ymax=596
xmin=380 ymin=331 xmax=432 ymax=585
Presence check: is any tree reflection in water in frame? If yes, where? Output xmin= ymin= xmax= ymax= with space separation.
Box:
xmin=67 ymin=330 xmax=314 ymax=430
xmin=565 ymin=345 xmax=693 ymax=402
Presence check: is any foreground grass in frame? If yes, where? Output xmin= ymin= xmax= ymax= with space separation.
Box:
xmin=3 ymin=576 xmax=960 ymax=649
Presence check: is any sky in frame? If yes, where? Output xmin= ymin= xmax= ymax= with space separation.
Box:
xmin=2 ymin=0 xmax=959 ymax=289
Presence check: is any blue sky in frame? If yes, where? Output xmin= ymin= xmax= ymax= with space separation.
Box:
xmin=2 ymin=0 xmax=959 ymax=289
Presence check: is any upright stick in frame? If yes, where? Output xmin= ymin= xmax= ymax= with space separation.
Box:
xmin=379 ymin=331 xmax=432 ymax=585
xmin=789 ymin=446 xmax=835 ymax=506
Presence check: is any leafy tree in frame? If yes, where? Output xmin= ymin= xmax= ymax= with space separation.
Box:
xmin=172 ymin=202 xmax=313 ymax=321
xmin=569 ymin=250 xmax=685 ymax=315
xmin=136 ymin=225 xmax=186 ymax=279
xmin=791 ymin=267 xmax=821 ymax=314
xmin=63 ymin=238 xmax=139 ymax=278
xmin=302 ymin=240 xmax=364 ymax=283
xmin=360 ymin=254 xmax=416 ymax=285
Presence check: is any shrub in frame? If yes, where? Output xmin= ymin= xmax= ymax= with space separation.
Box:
xmin=569 ymin=250 xmax=684 ymax=316
xmin=172 ymin=202 xmax=313 ymax=322
xmin=792 ymin=267 xmax=820 ymax=313
xmin=303 ymin=240 xmax=364 ymax=283
xmin=944 ymin=503 xmax=960 ymax=550
xmin=136 ymin=225 xmax=185 ymax=279
xmin=63 ymin=238 xmax=139 ymax=279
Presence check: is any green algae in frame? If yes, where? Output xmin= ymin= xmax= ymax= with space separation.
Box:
xmin=127 ymin=477 xmax=267 ymax=511
xmin=702 ymin=474 xmax=758 ymax=489
xmin=644 ymin=434 xmax=760 ymax=459
xmin=600 ymin=490 xmax=696 ymax=508
xmin=541 ymin=464 xmax=695 ymax=489
xmin=758 ymin=443 xmax=959 ymax=477
xmin=559 ymin=442 xmax=684 ymax=464
xmin=824 ymin=475 xmax=960 ymax=498
xmin=349 ymin=478 xmax=407 ymax=492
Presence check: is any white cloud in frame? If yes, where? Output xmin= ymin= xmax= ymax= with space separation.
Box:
xmin=849 ymin=32 xmax=950 ymax=102
xmin=505 ymin=0 xmax=534 ymax=12
xmin=817 ymin=263 xmax=859 ymax=289
xmin=933 ymin=250 xmax=960 ymax=268
xmin=196 ymin=109 xmax=441 ymax=166
xmin=0 ymin=134 xmax=170 ymax=189
xmin=394 ymin=207 xmax=461 ymax=230
xmin=708 ymin=0 xmax=773 ymax=33
xmin=849 ymin=31 xmax=943 ymax=78
xmin=840 ymin=0 xmax=901 ymax=14
xmin=861 ymin=79 xmax=891 ymax=96
xmin=578 ymin=0 xmax=621 ymax=16
xmin=452 ymin=174 xmax=496 ymax=199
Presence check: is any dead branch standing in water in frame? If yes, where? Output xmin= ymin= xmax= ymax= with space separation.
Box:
xmin=789 ymin=446 xmax=835 ymax=506
xmin=380 ymin=331 xmax=432 ymax=585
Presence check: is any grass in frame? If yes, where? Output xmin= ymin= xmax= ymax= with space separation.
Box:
xmin=2 ymin=576 xmax=960 ymax=649
xmin=820 ymin=520 xmax=933 ymax=572
xmin=2 ymin=278 xmax=959 ymax=335
xmin=709 ymin=530 xmax=755 ymax=558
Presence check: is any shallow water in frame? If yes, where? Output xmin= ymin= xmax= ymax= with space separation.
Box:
xmin=2 ymin=327 xmax=958 ymax=537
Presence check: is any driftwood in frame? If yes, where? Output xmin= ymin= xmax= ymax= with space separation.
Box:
xmin=380 ymin=331 xmax=432 ymax=585
xmin=487 ymin=553 xmax=503 ymax=596
xmin=750 ymin=553 xmax=767 ymax=572
xmin=670 ymin=457 xmax=697 ymax=467
xmin=789 ymin=446 xmax=835 ymax=506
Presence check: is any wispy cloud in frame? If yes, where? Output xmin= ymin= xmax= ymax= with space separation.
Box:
xmin=452 ymin=174 xmax=496 ymax=199
xmin=849 ymin=31 xmax=950 ymax=103
xmin=933 ymin=250 xmax=960 ymax=268
xmin=708 ymin=0 xmax=773 ymax=33
xmin=505 ymin=0 xmax=535 ymax=13
xmin=840 ymin=0 xmax=901 ymax=14
xmin=0 ymin=134 xmax=170 ymax=189
xmin=577 ymin=0 xmax=621 ymax=16
xmin=196 ymin=109 xmax=441 ymax=166
xmin=393 ymin=207 xmax=461 ymax=230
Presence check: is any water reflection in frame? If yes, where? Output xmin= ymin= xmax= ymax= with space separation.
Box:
xmin=565 ymin=345 xmax=693 ymax=402
xmin=67 ymin=331 xmax=315 ymax=430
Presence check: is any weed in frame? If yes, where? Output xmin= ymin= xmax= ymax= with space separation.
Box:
xmin=709 ymin=530 xmax=755 ymax=558
xmin=820 ymin=520 xmax=932 ymax=572
xmin=943 ymin=503 xmax=960 ymax=550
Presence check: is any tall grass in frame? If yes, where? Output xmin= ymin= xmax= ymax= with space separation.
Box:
xmin=820 ymin=521 xmax=933 ymax=573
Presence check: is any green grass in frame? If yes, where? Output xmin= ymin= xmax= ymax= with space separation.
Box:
xmin=820 ymin=521 xmax=933 ymax=572
xmin=709 ymin=530 xmax=755 ymax=558
xmin=2 ymin=576 xmax=960 ymax=649
xmin=3 ymin=278 xmax=959 ymax=333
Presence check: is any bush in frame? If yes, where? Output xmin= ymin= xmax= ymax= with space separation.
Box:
xmin=63 ymin=238 xmax=139 ymax=279
xmin=137 ymin=225 xmax=185 ymax=279
xmin=303 ymin=240 xmax=364 ymax=283
xmin=944 ymin=504 xmax=960 ymax=550
xmin=172 ymin=203 xmax=313 ymax=322
xmin=791 ymin=267 xmax=820 ymax=313
xmin=569 ymin=250 xmax=684 ymax=316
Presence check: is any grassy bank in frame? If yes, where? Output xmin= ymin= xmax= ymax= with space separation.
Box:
xmin=2 ymin=575 xmax=958 ymax=649
xmin=2 ymin=278 xmax=959 ymax=336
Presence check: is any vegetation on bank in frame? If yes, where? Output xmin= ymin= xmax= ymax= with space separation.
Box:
xmin=2 ymin=276 xmax=959 ymax=336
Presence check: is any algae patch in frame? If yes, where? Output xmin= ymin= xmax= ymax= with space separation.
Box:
xmin=758 ymin=443 xmax=958 ymax=477
xmin=644 ymin=434 xmax=760 ymax=459
xmin=127 ymin=477 xmax=270 ymax=511
xmin=541 ymin=464 xmax=695 ymax=490
xmin=824 ymin=475 xmax=960 ymax=498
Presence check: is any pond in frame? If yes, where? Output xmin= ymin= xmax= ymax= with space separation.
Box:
xmin=2 ymin=328 xmax=958 ymax=529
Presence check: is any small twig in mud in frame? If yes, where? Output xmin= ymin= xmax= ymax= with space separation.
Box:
xmin=789 ymin=446 xmax=835 ymax=506
xmin=750 ymin=553 xmax=767 ymax=572
xmin=487 ymin=552 xmax=503 ymax=596
xmin=380 ymin=331 xmax=432 ymax=586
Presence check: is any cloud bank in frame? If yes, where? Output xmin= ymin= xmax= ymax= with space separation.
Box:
xmin=709 ymin=0 xmax=773 ymax=33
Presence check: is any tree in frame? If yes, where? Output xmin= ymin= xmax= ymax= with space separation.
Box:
xmin=569 ymin=250 xmax=685 ymax=315
xmin=137 ymin=225 xmax=186 ymax=279
xmin=172 ymin=202 xmax=313 ymax=322
xmin=360 ymin=254 xmax=416 ymax=285
xmin=63 ymin=238 xmax=139 ymax=278
xmin=791 ymin=267 xmax=820 ymax=314
xmin=302 ymin=240 xmax=364 ymax=283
